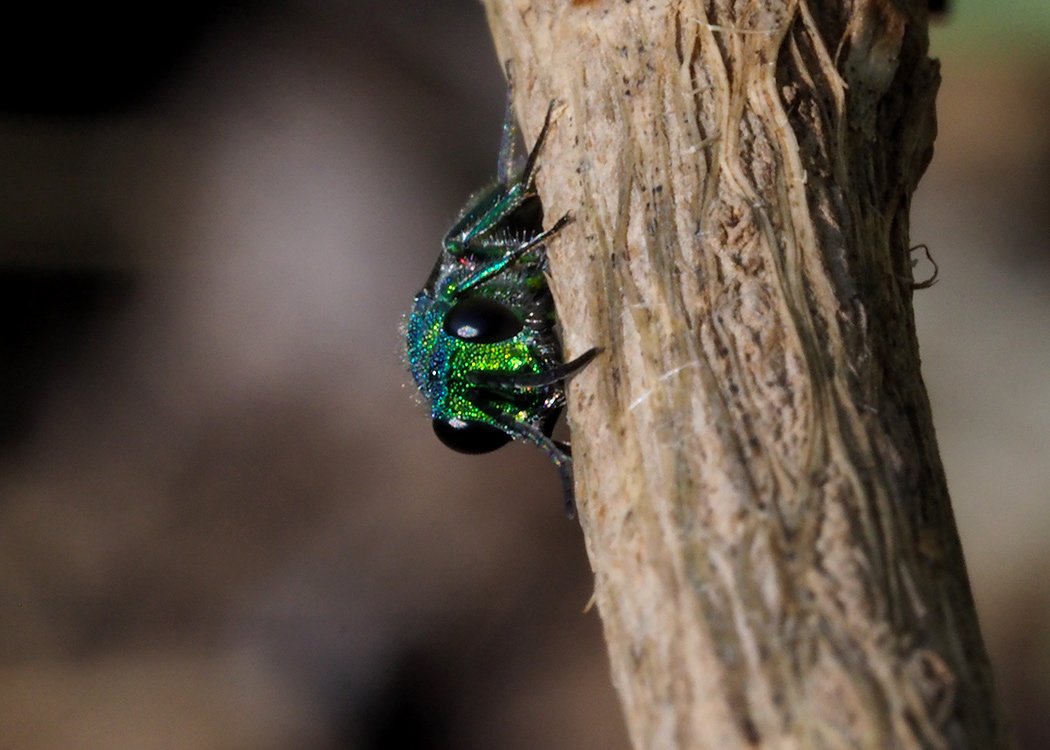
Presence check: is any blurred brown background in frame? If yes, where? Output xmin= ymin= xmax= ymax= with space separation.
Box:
xmin=0 ymin=1 xmax=1046 ymax=748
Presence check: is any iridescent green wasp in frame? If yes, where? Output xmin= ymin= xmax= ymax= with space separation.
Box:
xmin=404 ymin=93 xmax=598 ymax=517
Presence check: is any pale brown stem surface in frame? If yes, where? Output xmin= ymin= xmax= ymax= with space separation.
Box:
xmin=481 ymin=1 xmax=1008 ymax=748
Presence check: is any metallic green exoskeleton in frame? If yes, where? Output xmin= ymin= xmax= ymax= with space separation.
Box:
xmin=405 ymin=95 xmax=598 ymax=517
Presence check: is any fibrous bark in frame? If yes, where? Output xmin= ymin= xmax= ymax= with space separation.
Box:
xmin=480 ymin=1 xmax=1008 ymax=749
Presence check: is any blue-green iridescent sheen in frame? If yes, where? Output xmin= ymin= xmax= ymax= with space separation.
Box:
xmin=407 ymin=274 xmax=548 ymax=429
xmin=403 ymin=97 xmax=597 ymax=515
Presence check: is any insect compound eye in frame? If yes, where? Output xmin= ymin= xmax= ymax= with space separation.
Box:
xmin=433 ymin=417 xmax=511 ymax=454
xmin=443 ymin=296 xmax=523 ymax=343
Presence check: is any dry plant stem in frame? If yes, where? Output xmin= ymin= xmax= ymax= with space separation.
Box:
xmin=481 ymin=1 xmax=1008 ymax=749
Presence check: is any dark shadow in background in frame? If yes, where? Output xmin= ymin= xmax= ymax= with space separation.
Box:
xmin=0 ymin=268 xmax=133 ymax=454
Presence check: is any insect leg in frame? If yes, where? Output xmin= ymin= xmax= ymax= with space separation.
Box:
xmin=447 ymin=100 xmax=555 ymax=255
xmin=468 ymin=347 xmax=601 ymax=391
xmin=451 ymin=213 xmax=572 ymax=297
xmin=449 ymin=231 xmax=526 ymax=260
xmin=489 ymin=411 xmax=577 ymax=518
xmin=519 ymin=101 xmax=556 ymax=193
xmin=445 ymin=188 xmax=532 ymax=256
